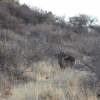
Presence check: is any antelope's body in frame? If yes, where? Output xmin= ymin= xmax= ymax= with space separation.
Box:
xmin=58 ymin=46 xmax=75 ymax=70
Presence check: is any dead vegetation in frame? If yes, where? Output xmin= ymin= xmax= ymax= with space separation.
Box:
xmin=0 ymin=0 xmax=100 ymax=100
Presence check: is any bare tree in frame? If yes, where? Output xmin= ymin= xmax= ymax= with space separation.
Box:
xmin=58 ymin=46 xmax=76 ymax=70
xmin=68 ymin=14 xmax=98 ymax=33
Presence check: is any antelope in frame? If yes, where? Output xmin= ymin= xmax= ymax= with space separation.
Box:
xmin=58 ymin=46 xmax=75 ymax=70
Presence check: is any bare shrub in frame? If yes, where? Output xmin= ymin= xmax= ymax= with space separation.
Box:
xmin=0 ymin=30 xmax=32 ymax=83
xmin=0 ymin=84 xmax=12 ymax=98
xmin=74 ymin=34 xmax=100 ymax=80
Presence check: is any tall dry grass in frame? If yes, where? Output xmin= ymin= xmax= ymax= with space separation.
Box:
xmin=1 ymin=61 xmax=97 ymax=100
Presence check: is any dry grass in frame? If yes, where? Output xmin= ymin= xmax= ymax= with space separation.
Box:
xmin=7 ymin=82 xmax=65 ymax=100
xmin=0 ymin=61 xmax=98 ymax=100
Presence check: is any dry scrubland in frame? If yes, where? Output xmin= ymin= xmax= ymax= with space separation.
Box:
xmin=0 ymin=61 xmax=98 ymax=100
xmin=0 ymin=0 xmax=100 ymax=100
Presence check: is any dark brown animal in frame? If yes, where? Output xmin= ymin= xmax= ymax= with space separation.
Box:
xmin=58 ymin=46 xmax=75 ymax=70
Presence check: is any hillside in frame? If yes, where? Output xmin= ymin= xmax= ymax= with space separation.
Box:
xmin=0 ymin=0 xmax=100 ymax=100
